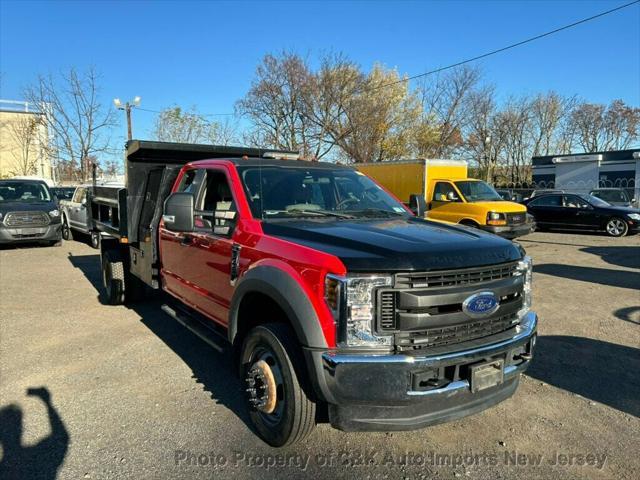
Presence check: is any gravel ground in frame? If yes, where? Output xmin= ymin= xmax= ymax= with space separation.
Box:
xmin=0 ymin=231 xmax=638 ymax=480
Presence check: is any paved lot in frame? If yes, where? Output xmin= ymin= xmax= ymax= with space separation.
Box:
xmin=1 ymin=231 xmax=639 ymax=480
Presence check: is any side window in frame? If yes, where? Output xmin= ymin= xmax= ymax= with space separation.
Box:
xmin=195 ymin=170 xmax=236 ymax=235
xmin=433 ymin=182 xmax=459 ymax=202
xmin=72 ymin=187 xmax=85 ymax=204
xmin=176 ymin=169 xmax=198 ymax=193
xmin=530 ymin=195 xmax=562 ymax=207
xmin=564 ymin=195 xmax=588 ymax=209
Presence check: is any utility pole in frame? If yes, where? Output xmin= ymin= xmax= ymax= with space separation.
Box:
xmin=114 ymin=96 xmax=141 ymax=141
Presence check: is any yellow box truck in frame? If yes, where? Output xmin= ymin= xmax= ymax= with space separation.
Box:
xmin=357 ymin=159 xmax=534 ymax=239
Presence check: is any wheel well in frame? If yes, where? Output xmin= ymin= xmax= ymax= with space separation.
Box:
xmin=459 ymin=219 xmax=480 ymax=227
xmin=234 ymin=291 xmax=291 ymax=348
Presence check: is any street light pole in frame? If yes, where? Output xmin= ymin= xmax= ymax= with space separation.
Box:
xmin=114 ymin=96 xmax=141 ymax=141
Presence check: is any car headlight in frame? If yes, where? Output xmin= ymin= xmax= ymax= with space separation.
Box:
xmin=487 ymin=211 xmax=507 ymax=225
xmin=49 ymin=209 xmax=60 ymax=217
xmin=325 ymin=274 xmax=393 ymax=348
xmin=516 ymin=255 xmax=532 ymax=316
xmin=628 ymin=213 xmax=640 ymax=221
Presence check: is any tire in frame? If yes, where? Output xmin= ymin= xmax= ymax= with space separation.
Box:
xmin=61 ymin=215 xmax=73 ymax=241
xmin=102 ymin=250 xmax=125 ymax=305
xmin=605 ymin=217 xmax=628 ymax=237
xmin=90 ymin=231 xmax=101 ymax=249
xmin=240 ymin=324 xmax=316 ymax=447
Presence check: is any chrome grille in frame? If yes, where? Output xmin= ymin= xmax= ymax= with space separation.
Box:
xmin=4 ymin=211 xmax=50 ymax=227
xmin=394 ymin=261 xmax=518 ymax=289
xmin=506 ymin=213 xmax=526 ymax=225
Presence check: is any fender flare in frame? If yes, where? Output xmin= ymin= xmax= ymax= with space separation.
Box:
xmin=228 ymin=266 xmax=328 ymax=349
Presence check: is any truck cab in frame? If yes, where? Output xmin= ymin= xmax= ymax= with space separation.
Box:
xmin=92 ymin=141 xmax=537 ymax=447
xmin=358 ymin=160 xmax=534 ymax=239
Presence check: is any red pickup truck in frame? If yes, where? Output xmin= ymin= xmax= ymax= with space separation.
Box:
xmin=91 ymin=140 xmax=537 ymax=447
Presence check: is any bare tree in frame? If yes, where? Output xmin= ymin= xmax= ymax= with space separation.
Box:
xmin=154 ymin=106 xmax=211 ymax=143
xmin=236 ymin=53 xmax=319 ymax=157
xmin=3 ymin=114 xmax=45 ymax=176
xmin=570 ymin=99 xmax=640 ymax=152
xmin=529 ymin=92 xmax=577 ymax=156
xmin=417 ymin=65 xmax=482 ymax=157
xmin=24 ymin=67 xmax=117 ymax=182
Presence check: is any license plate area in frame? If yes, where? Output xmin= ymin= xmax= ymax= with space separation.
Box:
xmin=470 ymin=359 xmax=504 ymax=393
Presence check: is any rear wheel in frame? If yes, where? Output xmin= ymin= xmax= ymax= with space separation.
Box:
xmin=61 ymin=215 xmax=73 ymax=240
xmin=605 ymin=217 xmax=628 ymax=237
xmin=102 ymin=250 xmax=125 ymax=305
xmin=240 ymin=324 xmax=316 ymax=447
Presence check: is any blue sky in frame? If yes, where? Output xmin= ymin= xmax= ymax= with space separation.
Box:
xmin=1 ymin=0 xmax=639 ymax=151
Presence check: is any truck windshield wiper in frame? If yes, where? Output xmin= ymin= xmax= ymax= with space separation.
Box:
xmin=285 ymin=208 xmax=355 ymax=219
xmin=347 ymin=208 xmax=406 ymax=218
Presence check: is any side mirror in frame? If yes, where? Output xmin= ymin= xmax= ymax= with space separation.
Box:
xmin=163 ymin=192 xmax=194 ymax=232
xmin=409 ymin=194 xmax=427 ymax=217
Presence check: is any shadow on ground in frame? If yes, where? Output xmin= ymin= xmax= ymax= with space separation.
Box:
xmin=0 ymin=387 xmax=69 ymax=480
xmin=526 ymin=336 xmax=640 ymax=418
xmin=580 ymin=245 xmax=640 ymax=270
xmin=67 ymin=253 xmax=254 ymax=433
xmin=534 ymin=263 xmax=640 ymax=290
xmin=614 ymin=306 xmax=640 ymax=325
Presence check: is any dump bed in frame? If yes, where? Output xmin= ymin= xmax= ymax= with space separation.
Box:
xmin=90 ymin=140 xmax=297 ymax=288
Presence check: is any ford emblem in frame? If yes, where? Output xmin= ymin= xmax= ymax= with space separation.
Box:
xmin=462 ymin=291 xmax=499 ymax=318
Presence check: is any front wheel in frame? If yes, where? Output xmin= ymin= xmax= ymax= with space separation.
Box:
xmin=240 ymin=324 xmax=316 ymax=447
xmin=605 ymin=217 xmax=628 ymax=237
xmin=61 ymin=216 xmax=73 ymax=240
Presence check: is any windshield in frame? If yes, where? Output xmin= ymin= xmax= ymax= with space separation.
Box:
xmin=237 ymin=165 xmax=409 ymax=219
xmin=52 ymin=187 xmax=75 ymax=200
xmin=590 ymin=190 xmax=629 ymax=203
xmin=577 ymin=193 xmax=611 ymax=207
xmin=0 ymin=181 xmax=52 ymax=203
xmin=454 ymin=181 xmax=502 ymax=202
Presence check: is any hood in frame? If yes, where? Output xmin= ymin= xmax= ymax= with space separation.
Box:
xmin=601 ymin=205 xmax=640 ymax=214
xmin=0 ymin=200 xmax=57 ymax=215
xmin=262 ymin=217 xmax=522 ymax=272
xmin=468 ymin=200 xmax=526 ymax=213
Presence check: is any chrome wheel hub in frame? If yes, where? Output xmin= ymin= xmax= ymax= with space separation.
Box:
xmin=607 ymin=219 xmax=624 ymax=235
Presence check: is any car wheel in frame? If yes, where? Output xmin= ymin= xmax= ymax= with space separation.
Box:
xmin=90 ymin=231 xmax=100 ymax=249
xmin=61 ymin=216 xmax=73 ymax=240
xmin=102 ymin=250 xmax=125 ymax=305
xmin=605 ymin=217 xmax=628 ymax=237
xmin=240 ymin=324 xmax=316 ymax=447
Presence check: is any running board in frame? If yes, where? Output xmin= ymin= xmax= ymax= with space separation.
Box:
xmin=160 ymin=304 xmax=228 ymax=353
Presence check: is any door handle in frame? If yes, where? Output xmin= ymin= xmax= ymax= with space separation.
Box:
xmin=180 ymin=235 xmax=193 ymax=246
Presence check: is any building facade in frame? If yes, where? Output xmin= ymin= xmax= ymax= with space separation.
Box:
xmin=0 ymin=100 xmax=52 ymax=180
xmin=532 ymin=149 xmax=639 ymax=197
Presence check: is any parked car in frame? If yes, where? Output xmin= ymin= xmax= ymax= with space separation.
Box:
xmin=51 ymin=186 xmax=76 ymax=201
xmin=588 ymin=188 xmax=634 ymax=207
xmin=60 ymin=184 xmax=121 ymax=248
xmin=523 ymin=193 xmax=640 ymax=237
xmin=0 ymin=179 xmax=62 ymax=246
xmin=92 ymin=140 xmax=537 ymax=447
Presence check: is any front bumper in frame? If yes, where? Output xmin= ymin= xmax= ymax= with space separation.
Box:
xmin=307 ymin=312 xmax=537 ymax=431
xmin=481 ymin=222 xmax=534 ymax=239
xmin=0 ymin=223 xmax=62 ymax=244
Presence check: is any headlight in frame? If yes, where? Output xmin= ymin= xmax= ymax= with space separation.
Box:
xmin=516 ymin=255 xmax=532 ymax=316
xmin=49 ymin=209 xmax=60 ymax=217
xmin=487 ymin=211 xmax=507 ymax=225
xmin=325 ymin=274 xmax=393 ymax=348
xmin=628 ymin=213 xmax=640 ymax=221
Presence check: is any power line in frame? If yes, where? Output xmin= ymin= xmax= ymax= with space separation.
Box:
xmin=364 ymin=0 xmax=640 ymax=93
